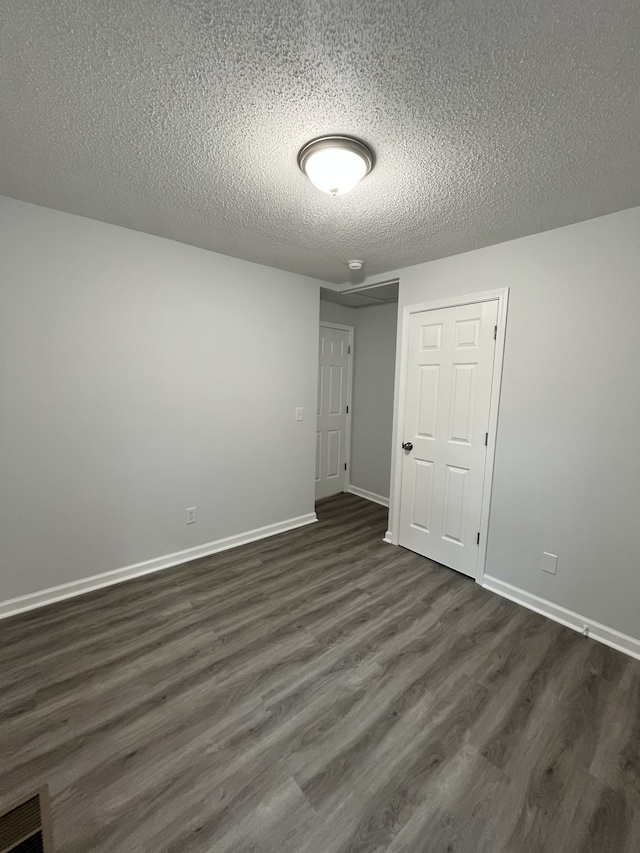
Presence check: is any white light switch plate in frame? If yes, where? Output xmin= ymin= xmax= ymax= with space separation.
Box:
xmin=540 ymin=551 xmax=558 ymax=575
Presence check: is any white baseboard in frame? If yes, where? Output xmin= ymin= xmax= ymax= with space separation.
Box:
xmin=0 ymin=513 xmax=318 ymax=621
xmin=347 ymin=485 xmax=390 ymax=508
xmin=483 ymin=575 xmax=640 ymax=661
xmin=383 ymin=531 xmax=396 ymax=545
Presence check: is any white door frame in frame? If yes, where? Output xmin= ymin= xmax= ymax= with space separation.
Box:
xmin=318 ymin=322 xmax=354 ymax=493
xmin=385 ymin=288 xmax=509 ymax=586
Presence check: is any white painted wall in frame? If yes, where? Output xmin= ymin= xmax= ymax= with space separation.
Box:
xmin=385 ymin=206 xmax=640 ymax=642
xmin=349 ymin=304 xmax=397 ymax=500
xmin=318 ymin=299 xmax=356 ymax=326
xmin=1 ymin=197 xmax=321 ymax=603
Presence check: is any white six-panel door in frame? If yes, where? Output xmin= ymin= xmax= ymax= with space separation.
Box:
xmin=398 ymin=301 xmax=499 ymax=577
xmin=316 ymin=324 xmax=352 ymax=501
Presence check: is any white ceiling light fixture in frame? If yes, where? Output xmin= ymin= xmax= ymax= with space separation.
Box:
xmin=347 ymin=259 xmax=364 ymax=270
xmin=298 ymin=135 xmax=375 ymax=196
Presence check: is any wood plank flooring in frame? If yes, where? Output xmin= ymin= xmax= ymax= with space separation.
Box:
xmin=1 ymin=493 xmax=639 ymax=852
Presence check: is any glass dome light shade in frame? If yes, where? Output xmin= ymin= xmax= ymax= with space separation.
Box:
xmin=303 ymin=147 xmax=367 ymax=195
xmin=298 ymin=136 xmax=374 ymax=196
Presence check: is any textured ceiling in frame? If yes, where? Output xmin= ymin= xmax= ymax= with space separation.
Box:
xmin=1 ymin=0 xmax=639 ymax=284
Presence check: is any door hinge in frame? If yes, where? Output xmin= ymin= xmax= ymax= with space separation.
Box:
xmin=485 ymin=432 xmax=488 ymax=446
xmin=344 ymin=463 xmax=347 ymax=471
xmin=346 ymin=405 xmax=349 ymax=414
xmin=477 ymin=532 xmax=480 ymax=545
xmin=348 ymin=345 xmax=351 ymax=354
xmin=494 ymin=325 xmax=497 ymax=340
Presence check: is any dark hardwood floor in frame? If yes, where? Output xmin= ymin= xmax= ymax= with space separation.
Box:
xmin=1 ymin=493 xmax=639 ymax=852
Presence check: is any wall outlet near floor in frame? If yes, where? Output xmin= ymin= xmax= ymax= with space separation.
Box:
xmin=540 ymin=551 xmax=558 ymax=575
xmin=295 ymin=407 xmax=303 ymax=421
xmin=186 ymin=507 xmax=196 ymax=525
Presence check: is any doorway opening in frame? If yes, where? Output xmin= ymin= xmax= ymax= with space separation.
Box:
xmin=318 ymin=280 xmax=399 ymax=507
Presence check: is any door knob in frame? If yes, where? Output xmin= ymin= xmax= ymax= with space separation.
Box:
xmin=402 ymin=441 xmax=413 ymax=451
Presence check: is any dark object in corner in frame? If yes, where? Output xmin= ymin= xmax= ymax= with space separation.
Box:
xmin=0 ymin=786 xmax=54 ymax=852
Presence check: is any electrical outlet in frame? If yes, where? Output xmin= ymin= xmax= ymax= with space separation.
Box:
xmin=295 ymin=407 xmax=303 ymax=421
xmin=540 ymin=551 xmax=558 ymax=575
xmin=186 ymin=507 xmax=196 ymax=525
